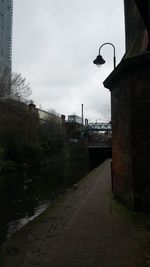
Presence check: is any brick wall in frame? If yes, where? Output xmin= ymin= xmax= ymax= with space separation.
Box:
xmin=131 ymin=67 xmax=150 ymax=211
xmin=104 ymin=54 xmax=150 ymax=211
xmin=111 ymin=76 xmax=133 ymax=207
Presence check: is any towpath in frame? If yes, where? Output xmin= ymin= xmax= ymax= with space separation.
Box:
xmin=1 ymin=159 xmax=137 ymax=266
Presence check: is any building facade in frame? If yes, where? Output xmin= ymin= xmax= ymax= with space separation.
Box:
xmin=0 ymin=0 xmax=13 ymax=71
xmin=103 ymin=1 xmax=150 ymax=211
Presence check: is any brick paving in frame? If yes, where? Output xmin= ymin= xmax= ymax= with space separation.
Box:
xmin=1 ymin=159 xmax=137 ymax=267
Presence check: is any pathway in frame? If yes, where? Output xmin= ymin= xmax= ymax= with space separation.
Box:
xmin=1 ymin=160 xmax=137 ymax=267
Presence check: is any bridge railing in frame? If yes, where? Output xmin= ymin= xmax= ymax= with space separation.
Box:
xmin=85 ymin=122 xmax=112 ymax=132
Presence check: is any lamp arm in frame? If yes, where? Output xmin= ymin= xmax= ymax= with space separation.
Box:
xmin=99 ymin=42 xmax=116 ymax=68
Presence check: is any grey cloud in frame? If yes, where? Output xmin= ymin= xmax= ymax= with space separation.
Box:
xmin=12 ymin=0 xmax=125 ymax=120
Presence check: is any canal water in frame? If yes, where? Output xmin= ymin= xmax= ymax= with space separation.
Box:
xmin=0 ymin=159 xmax=89 ymax=245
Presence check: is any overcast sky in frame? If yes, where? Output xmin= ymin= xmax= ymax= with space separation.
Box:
xmin=12 ymin=0 xmax=125 ymax=121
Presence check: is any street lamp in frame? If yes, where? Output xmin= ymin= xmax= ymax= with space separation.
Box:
xmin=93 ymin=42 xmax=116 ymax=69
xmin=93 ymin=43 xmax=115 ymax=190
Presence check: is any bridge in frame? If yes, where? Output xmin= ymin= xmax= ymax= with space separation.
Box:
xmin=88 ymin=141 xmax=111 ymax=148
xmin=85 ymin=122 xmax=112 ymax=132
xmin=88 ymin=140 xmax=112 ymax=169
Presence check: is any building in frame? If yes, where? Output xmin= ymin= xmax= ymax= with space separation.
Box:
xmin=104 ymin=1 xmax=150 ymax=211
xmin=31 ymin=106 xmax=64 ymax=136
xmin=38 ymin=108 xmax=62 ymax=125
xmin=68 ymin=115 xmax=82 ymax=124
xmin=0 ymin=0 xmax=13 ymax=71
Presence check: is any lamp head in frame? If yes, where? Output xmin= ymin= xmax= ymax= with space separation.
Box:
xmin=93 ymin=55 xmax=105 ymax=67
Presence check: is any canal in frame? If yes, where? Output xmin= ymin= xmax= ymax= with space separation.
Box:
xmin=0 ymin=159 xmax=89 ymax=245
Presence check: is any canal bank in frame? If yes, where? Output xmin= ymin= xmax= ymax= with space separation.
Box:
xmin=0 ymin=160 xmax=149 ymax=267
xmin=0 ymin=156 xmax=89 ymax=245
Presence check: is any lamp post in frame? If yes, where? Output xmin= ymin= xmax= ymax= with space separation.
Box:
xmin=93 ymin=42 xmax=116 ymax=69
xmin=93 ymin=43 xmax=116 ymax=191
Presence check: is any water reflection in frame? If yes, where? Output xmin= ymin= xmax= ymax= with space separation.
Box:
xmin=0 ymin=159 xmax=89 ymax=245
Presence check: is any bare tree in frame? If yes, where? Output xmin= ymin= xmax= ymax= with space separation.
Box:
xmin=48 ymin=109 xmax=60 ymax=117
xmin=0 ymin=69 xmax=31 ymax=102
xmin=102 ymin=104 xmax=111 ymax=122
xmin=11 ymin=73 xmax=32 ymax=103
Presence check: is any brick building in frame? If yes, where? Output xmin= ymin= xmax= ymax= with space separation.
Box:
xmin=104 ymin=1 xmax=150 ymax=211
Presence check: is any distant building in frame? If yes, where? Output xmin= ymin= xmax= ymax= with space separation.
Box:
xmin=66 ymin=115 xmax=83 ymax=141
xmin=0 ymin=0 xmax=13 ymax=71
xmin=68 ymin=115 xmax=82 ymax=124
xmin=38 ymin=108 xmax=62 ymax=124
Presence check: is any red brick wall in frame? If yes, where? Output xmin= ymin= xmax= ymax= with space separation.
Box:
xmin=111 ymin=76 xmax=133 ymax=207
xmin=105 ymin=56 xmax=150 ymax=211
xmin=131 ymin=67 xmax=150 ymax=211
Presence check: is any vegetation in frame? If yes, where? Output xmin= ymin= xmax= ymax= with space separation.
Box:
xmin=0 ymin=68 xmax=65 ymax=171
